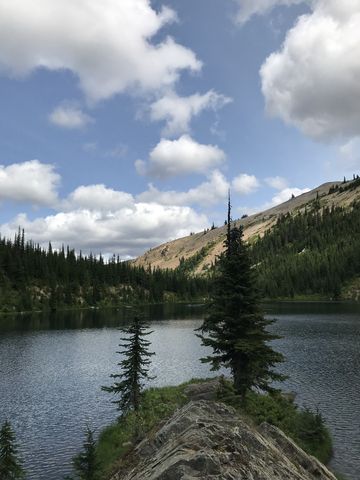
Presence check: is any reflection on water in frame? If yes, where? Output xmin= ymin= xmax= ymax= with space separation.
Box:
xmin=0 ymin=302 xmax=359 ymax=479
xmin=0 ymin=303 xmax=205 ymax=332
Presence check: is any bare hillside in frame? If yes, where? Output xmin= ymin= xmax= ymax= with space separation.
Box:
xmin=134 ymin=180 xmax=360 ymax=274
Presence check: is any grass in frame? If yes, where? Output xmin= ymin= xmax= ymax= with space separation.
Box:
xmin=96 ymin=380 xmax=201 ymax=478
xmin=96 ymin=378 xmax=334 ymax=478
xmin=217 ymin=378 xmax=333 ymax=464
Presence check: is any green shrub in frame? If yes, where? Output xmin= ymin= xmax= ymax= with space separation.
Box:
xmin=96 ymin=383 xmax=189 ymax=478
xmin=217 ymin=380 xmax=332 ymax=464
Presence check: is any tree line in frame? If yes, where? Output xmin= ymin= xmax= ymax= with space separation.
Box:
xmin=251 ymin=201 xmax=360 ymax=299
xmin=0 ymin=232 xmax=208 ymax=313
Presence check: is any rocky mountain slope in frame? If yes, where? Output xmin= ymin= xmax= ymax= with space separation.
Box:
xmin=134 ymin=179 xmax=360 ymax=274
xmin=110 ymin=399 xmax=337 ymax=480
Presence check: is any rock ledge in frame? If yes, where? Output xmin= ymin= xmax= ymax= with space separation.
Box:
xmin=111 ymin=400 xmax=336 ymax=480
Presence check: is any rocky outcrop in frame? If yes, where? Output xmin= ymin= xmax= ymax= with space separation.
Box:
xmin=110 ymin=400 xmax=337 ymax=480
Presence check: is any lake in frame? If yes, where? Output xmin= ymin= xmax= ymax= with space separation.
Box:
xmin=0 ymin=303 xmax=359 ymax=479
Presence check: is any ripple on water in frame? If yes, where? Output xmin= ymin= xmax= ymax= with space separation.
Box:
xmin=1 ymin=305 xmax=360 ymax=480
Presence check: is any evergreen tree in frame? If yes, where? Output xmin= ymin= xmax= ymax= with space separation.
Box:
xmin=0 ymin=421 xmax=24 ymax=480
xmin=102 ymin=315 xmax=155 ymax=413
xmin=65 ymin=427 xmax=99 ymax=480
xmin=198 ymin=197 xmax=285 ymax=400
xmin=71 ymin=427 xmax=99 ymax=480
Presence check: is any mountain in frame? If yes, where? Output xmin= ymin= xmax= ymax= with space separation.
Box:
xmin=134 ymin=178 xmax=360 ymax=276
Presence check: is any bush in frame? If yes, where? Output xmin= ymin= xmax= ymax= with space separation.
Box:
xmin=217 ymin=380 xmax=332 ymax=464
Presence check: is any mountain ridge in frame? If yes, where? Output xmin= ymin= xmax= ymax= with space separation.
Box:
xmin=134 ymin=179 xmax=360 ymax=274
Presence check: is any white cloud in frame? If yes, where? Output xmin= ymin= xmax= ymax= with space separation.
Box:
xmin=0 ymin=0 xmax=201 ymax=102
xmin=238 ymin=185 xmax=310 ymax=216
xmin=134 ymin=159 xmax=148 ymax=176
xmin=234 ymin=0 xmax=305 ymax=25
xmin=0 ymin=173 xmax=209 ymax=257
xmin=339 ymin=138 xmax=360 ymax=170
xmin=232 ymin=174 xmax=260 ymax=195
xmin=65 ymin=185 xmax=134 ymax=211
xmin=149 ymin=90 xmax=232 ymax=137
xmin=137 ymin=135 xmax=226 ymax=178
xmin=0 ymin=160 xmax=59 ymax=205
xmin=138 ymin=170 xmax=229 ymax=206
xmin=271 ymin=186 xmax=310 ymax=205
xmin=261 ymin=0 xmax=360 ymax=140
xmin=0 ymin=204 xmax=208 ymax=258
xmin=265 ymin=176 xmax=288 ymax=190
xmin=49 ymin=105 xmax=93 ymax=129
xmin=105 ymin=144 xmax=128 ymax=159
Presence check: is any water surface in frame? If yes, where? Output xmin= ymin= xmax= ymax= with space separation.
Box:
xmin=0 ymin=303 xmax=359 ymax=479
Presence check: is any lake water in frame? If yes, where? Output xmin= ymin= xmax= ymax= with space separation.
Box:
xmin=0 ymin=303 xmax=359 ymax=479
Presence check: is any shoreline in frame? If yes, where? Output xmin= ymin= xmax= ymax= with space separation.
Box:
xmin=1 ymin=297 xmax=359 ymax=319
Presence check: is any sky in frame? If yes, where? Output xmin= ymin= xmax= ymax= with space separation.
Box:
xmin=0 ymin=0 xmax=359 ymax=258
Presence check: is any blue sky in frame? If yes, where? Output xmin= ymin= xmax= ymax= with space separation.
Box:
xmin=0 ymin=0 xmax=359 ymax=257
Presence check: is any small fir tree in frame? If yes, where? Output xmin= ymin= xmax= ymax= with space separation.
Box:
xmin=0 ymin=421 xmax=24 ymax=480
xmin=64 ymin=427 xmax=99 ymax=480
xmin=198 ymin=196 xmax=285 ymax=400
xmin=102 ymin=315 xmax=155 ymax=413
xmin=70 ymin=427 xmax=99 ymax=480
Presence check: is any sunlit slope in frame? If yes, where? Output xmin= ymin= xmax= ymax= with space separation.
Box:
xmin=134 ymin=179 xmax=360 ymax=274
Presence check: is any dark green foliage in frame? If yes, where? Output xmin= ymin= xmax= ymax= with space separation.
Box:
xmin=198 ymin=200 xmax=285 ymax=398
xmin=176 ymin=242 xmax=215 ymax=275
xmin=0 ymin=421 xmax=24 ymax=480
xmin=66 ymin=427 xmax=99 ymax=480
xmin=0 ymin=231 xmax=208 ymax=313
xmin=251 ymin=201 xmax=360 ymax=299
xmin=102 ymin=315 xmax=155 ymax=414
xmin=244 ymin=392 xmax=332 ymax=463
xmin=329 ymin=176 xmax=359 ymax=194
xmin=216 ymin=379 xmax=332 ymax=464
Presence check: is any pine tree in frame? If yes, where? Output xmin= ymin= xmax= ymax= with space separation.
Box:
xmin=198 ymin=196 xmax=285 ymax=400
xmin=70 ymin=427 xmax=99 ymax=480
xmin=102 ymin=315 xmax=155 ymax=413
xmin=0 ymin=421 xmax=24 ymax=480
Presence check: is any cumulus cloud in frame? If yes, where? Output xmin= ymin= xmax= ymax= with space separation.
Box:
xmin=261 ymin=0 xmax=360 ymax=140
xmin=0 ymin=160 xmax=60 ymax=205
xmin=234 ymin=0 xmax=305 ymax=25
xmin=0 ymin=0 xmax=201 ymax=102
xmin=64 ymin=184 xmax=134 ymax=211
xmin=232 ymin=174 xmax=260 ymax=195
xmin=138 ymin=170 xmax=229 ymax=206
xmin=49 ymin=104 xmax=94 ymax=129
xmin=137 ymin=135 xmax=226 ymax=178
xmin=0 ymin=172 xmax=209 ymax=257
xmin=265 ymin=176 xmax=288 ymax=190
xmin=149 ymin=90 xmax=232 ymax=137
xmin=0 ymin=204 xmax=208 ymax=258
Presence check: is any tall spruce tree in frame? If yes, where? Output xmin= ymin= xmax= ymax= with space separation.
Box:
xmin=198 ymin=196 xmax=285 ymax=400
xmin=102 ymin=315 xmax=155 ymax=413
xmin=0 ymin=421 xmax=24 ymax=480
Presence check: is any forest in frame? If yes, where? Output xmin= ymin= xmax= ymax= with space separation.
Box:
xmin=1 ymin=196 xmax=359 ymax=314
xmin=0 ymin=232 xmax=208 ymax=313
xmin=251 ymin=201 xmax=360 ymax=299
